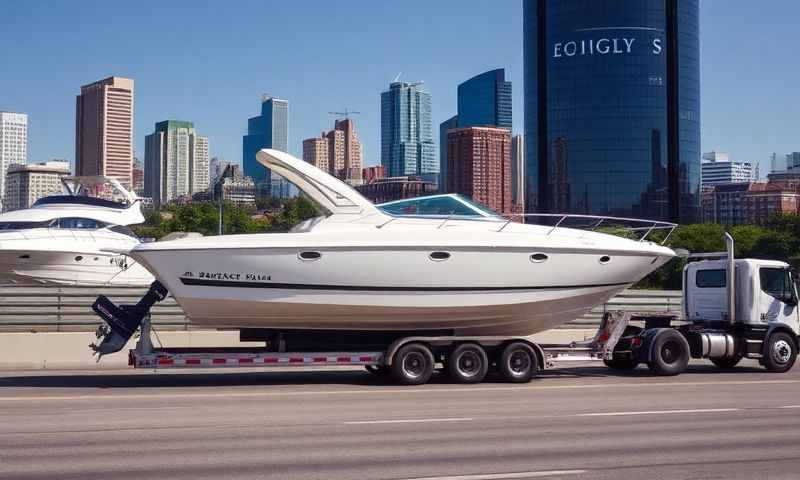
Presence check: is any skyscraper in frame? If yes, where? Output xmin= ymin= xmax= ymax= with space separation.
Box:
xmin=302 ymin=117 xmax=364 ymax=183
xmin=144 ymin=120 xmax=209 ymax=207
xmin=771 ymin=153 xmax=785 ymax=174
xmin=209 ymin=157 xmax=234 ymax=187
xmin=243 ymin=95 xmax=289 ymax=189
xmin=447 ymin=127 xmax=512 ymax=215
xmin=75 ymin=76 xmax=134 ymax=188
xmin=0 ymin=111 xmax=28 ymax=210
xmin=440 ymin=69 xmax=512 ymax=192
xmin=524 ymin=0 xmax=701 ymax=222
xmin=380 ymin=81 xmax=437 ymax=180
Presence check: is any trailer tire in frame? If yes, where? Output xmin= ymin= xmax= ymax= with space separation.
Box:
xmin=647 ymin=329 xmax=690 ymax=376
xmin=498 ymin=342 xmax=537 ymax=383
xmin=710 ymin=354 xmax=743 ymax=369
xmin=763 ymin=332 xmax=797 ymax=373
xmin=391 ymin=343 xmax=435 ymax=385
xmin=447 ymin=343 xmax=488 ymax=384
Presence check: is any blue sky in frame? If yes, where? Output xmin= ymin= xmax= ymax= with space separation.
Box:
xmin=1 ymin=1 xmax=798 ymax=174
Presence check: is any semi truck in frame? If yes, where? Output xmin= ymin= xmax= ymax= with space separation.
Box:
xmin=92 ymin=233 xmax=799 ymax=384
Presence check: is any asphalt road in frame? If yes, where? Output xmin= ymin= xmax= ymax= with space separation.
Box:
xmin=1 ymin=361 xmax=799 ymax=480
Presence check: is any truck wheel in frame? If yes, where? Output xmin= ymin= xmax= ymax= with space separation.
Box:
xmin=498 ymin=342 xmax=538 ymax=383
xmin=710 ymin=355 xmax=743 ymax=369
xmin=447 ymin=343 xmax=488 ymax=384
xmin=391 ymin=343 xmax=435 ymax=385
xmin=647 ymin=330 xmax=690 ymax=376
xmin=764 ymin=332 xmax=797 ymax=373
xmin=604 ymin=356 xmax=639 ymax=371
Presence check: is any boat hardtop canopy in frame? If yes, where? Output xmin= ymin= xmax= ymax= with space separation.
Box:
xmin=256 ymin=149 xmax=379 ymax=216
xmin=0 ymin=176 xmax=144 ymax=227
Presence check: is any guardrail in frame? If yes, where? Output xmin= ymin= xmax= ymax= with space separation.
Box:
xmin=0 ymin=285 xmax=683 ymax=333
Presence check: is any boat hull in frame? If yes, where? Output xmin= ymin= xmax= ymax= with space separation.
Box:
xmin=0 ymin=250 xmax=153 ymax=286
xmin=134 ymin=245 xmax=671 ymax=335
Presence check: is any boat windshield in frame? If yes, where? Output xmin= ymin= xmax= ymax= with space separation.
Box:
xmin=0 ymin=221 xmax=54 ymax=231
xmin=378 ymin=194 xmax=503 ymax=220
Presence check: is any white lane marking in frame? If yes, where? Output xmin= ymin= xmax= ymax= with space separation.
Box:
xmin=577 ymin=408 xmax=740 ymax=417
xmin=0 ymin=379 xmax=797 ymax=403
xmin=779 ymin=405 xmax=800 ymax=409
xmin=344 ymin=417 xmax=472 ymax=425
xmin=395 ymin=470 xmax=588 ymax=480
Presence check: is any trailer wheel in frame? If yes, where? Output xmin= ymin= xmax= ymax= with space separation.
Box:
xmin=764 ymin=332 xmax=797 ymax=373
xmin=710 ymin=354 xmax=743 ymax=369
xmin=391 ymin=343 xmax=435 ymax=385
xmin=447 ymin=343 xmax=488 ymax=384
xmin=498 ymin=342 xmax=537 ymax=383
xmin=647 ymin=330 xmax=690 ymax=376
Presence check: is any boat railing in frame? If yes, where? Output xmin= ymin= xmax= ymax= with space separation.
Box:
xmin=378 ymin=213 xmax=677 ymax=245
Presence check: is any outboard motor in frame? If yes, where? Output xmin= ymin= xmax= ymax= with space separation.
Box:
xmin=90 ymin=281 xmax=168 ymax=358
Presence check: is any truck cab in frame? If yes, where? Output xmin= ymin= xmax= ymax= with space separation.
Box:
xmin=684 ymin=259 xmax=800 ymax=336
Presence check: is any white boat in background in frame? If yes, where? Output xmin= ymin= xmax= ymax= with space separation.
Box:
xmin=0 ymin=176 xmax=154 ymax=286
xmin=123 ymin=149 xmax=676 ymax=336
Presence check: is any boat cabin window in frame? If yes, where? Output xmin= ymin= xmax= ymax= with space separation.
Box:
xmin=378 ymin=194 xmax=502 ymax=219
xmin=55 ymin=218 xmax=107 ymax=230
xmin=760 ymin=267 xmax=795 ymax=303
xmin=0 ymin=221 xmax=54 ymax=230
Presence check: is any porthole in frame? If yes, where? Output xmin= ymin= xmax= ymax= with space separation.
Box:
xmin=298 ymin=251 xmax=322 ymax=261
xmin=75 ymin=255 xmax=83 ymax=262
xmin=599 ymin=256 xmax=611 ymax=265
xmin=429 ymin=251 xmax=451 ymax=261
xmin=530 ymin=253 xmax=548 ymax=263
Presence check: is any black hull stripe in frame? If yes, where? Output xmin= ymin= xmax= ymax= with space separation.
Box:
xmin=179 ymin=278 xmax=631 ymax=292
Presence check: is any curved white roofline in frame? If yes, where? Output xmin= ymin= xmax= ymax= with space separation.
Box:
xmin=256 ymin=149 xmax=378 ymax=216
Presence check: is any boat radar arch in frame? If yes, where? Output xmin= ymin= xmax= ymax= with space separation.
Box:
xmin=256 ymin=149 xmax=378 ymax=216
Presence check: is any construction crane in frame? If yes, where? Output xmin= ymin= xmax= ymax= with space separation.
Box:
xmin=328 ymin=108 xmax=361 ymax=119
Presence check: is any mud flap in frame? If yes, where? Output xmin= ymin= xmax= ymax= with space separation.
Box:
xmin=90 ymin=281 xmax=168 ymax=358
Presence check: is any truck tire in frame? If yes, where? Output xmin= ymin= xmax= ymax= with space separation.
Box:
xmin=447 ymin=343 xmax=488 ymax=384
xmin=391 ymin=343 xmax=435 ymax=385
xmin=763 ymin=332 xmax=797 ymax=373
xmin=604 ymin=356 xmax=639 ymax=371
xmin=710 ymin=355 xmax=743 ymax=369
xmin=647 ymin=329 xmax=690 ymax=376
xmin=498 ymin=342 xmax=537 ymax=383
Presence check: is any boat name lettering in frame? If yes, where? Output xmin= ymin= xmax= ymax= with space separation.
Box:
xmin=188 ymin=271 xmax=272 ymax=282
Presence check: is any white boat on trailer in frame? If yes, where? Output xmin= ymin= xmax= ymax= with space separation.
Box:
xmin=110 ymin=149 xmax=675 ymax=334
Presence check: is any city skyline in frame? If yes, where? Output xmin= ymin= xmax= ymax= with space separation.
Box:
xmin=3 ymin=1 xmax=797 ymax=179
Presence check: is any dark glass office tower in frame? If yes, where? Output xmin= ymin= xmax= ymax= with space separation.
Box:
xmin=523 ymin=0 xmax=700 ymax=223
xmin=243 ymin=96 xmax=289 ymax=189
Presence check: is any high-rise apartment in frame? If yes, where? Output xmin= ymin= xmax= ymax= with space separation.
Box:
xmin=3 ymin=161 xmax=70 ymax=212
xmin=447 ymin=127 xmax=512 ymax=215
xmin=302 ymin=137 xmax=329 ymax=172
xmin=302 ymin=118 xmax=363 ymax=183
xmin=701 ymin=151 xmax=756 ymax=186
xmin=243 ymin=95 xmax=288 ymax=188
xmin=0 ymin=111 xmax=28 ymax=210
xmin=75 ymin=77 xmax=134 ymax=188
xmin=380 ymin=81 xmax=437 ymax=180
xmin=144 ymin=120 xmax=209 ymax=207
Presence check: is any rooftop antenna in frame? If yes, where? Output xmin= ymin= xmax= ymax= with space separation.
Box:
xmin=393 ymin=72 xmax=402 ymax=83
xmin=328 ymin=108 xmax=361 ymax=119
